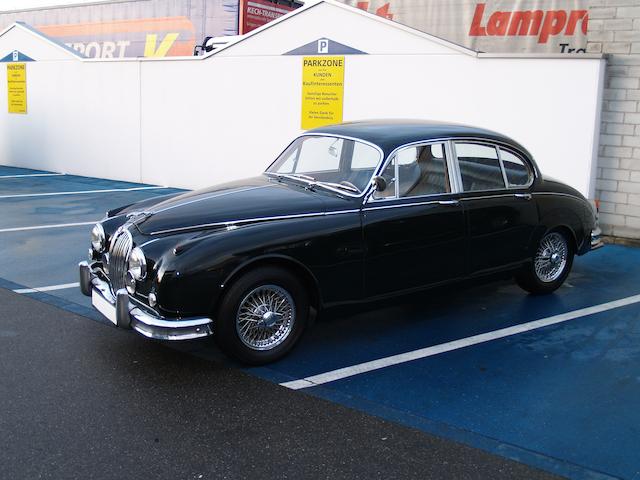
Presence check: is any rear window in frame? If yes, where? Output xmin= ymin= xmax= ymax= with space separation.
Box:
xmin=455 ymin=143 xmax=506 ymax=192
xmin=500 ymin=148 xmax=532 ymax=187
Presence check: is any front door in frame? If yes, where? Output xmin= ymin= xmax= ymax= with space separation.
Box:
xmin=363 ymin=142 xmax=467 ymax=298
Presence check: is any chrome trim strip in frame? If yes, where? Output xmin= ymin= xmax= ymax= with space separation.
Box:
xmin=459 ymin=193 xmax=520 ymax=201
xmin=364 ymin=200 xmax=443 ymax=211
xmin=533 ymin=192 xmax=586 ymax=202
xmin=365 ymin=192 xmax=543 ymax=210
xmin=148 ymin=209 xmax=361 ymax=235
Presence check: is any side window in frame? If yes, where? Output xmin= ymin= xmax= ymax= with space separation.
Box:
xmin=295 ymin=137 xmax=343 ymax=172
xmin=397 ymin=143 xmax=450 ymax=197
xmin=500 ymin=148 xmax=532 ymax=187
xmin=372 ymin=143 xmax=450 ymax=200
xmin=456 ymin=143 xmax=506 ymax=192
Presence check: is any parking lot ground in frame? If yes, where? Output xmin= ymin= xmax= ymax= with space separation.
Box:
xmin=1 ymin=165 xmax=639 ymax=479
xmin=2 ymin=288 xmax=556 ymax=480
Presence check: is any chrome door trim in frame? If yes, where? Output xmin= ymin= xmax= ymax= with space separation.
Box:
xmin=363 ymin=199 xmax=443 ymax=211
xmin=148 ymin=209 xmax=361 ymax=235
xmin=533 ymin=192 xmax=586 ymax=202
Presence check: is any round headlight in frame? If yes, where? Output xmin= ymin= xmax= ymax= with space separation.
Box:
xmin=127 ymin=247 xmax=147 ymax=281
xmin=91 ymin=223 xmax=105 ymax=253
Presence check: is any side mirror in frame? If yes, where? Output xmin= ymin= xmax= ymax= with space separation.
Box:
xmin=372 ymin=175 xmax=387 ymax=192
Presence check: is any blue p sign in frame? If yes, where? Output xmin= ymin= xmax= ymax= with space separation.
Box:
xmin=318 ymin=39 xmax=329 ymax=54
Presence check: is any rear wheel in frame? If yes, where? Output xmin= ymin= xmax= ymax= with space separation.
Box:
xmin=215 ymin=267 xmax=308 ymax=365
xmin=516 ymin=230 xmax=574 ymax=295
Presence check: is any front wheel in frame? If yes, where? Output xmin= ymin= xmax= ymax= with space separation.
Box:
xmin=215 ymin=267 xmax=309 ymax=365
xmin=516 ymin=230 xmax=574 ymax=295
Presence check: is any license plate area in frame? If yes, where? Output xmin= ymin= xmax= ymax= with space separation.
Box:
xmin=92 ymin=289 xmax=117 ymax=325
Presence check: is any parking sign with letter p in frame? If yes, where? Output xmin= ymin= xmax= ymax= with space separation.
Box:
xmin=317 ymin=39 xmax=329 ymax=53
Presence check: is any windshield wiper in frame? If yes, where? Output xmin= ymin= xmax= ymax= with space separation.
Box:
xmin=291 ymin=173 xmax=316 ymax=182
xmin=267 ymin=172 xmax=316 ymax=184
xmin=315 ymin=181 xmax=361 ymax=194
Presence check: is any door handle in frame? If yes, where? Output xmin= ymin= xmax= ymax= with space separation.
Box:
xmin=515 ymin=193 xmax=532 ymax=200
xmin=438 ymin=200 xmax=460 ymax=206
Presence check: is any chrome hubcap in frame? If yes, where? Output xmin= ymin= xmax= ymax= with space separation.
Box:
xmin=534 ymin=232 xmax=568 ymax=283
xmin=236 ymin=285 xmax=295 ymax=351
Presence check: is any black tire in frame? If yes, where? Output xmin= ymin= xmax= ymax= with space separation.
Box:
xmin=215 ymin=266 xmax=309 ymax=365
xmin=516 ymin=230 xmax=574 ymax=295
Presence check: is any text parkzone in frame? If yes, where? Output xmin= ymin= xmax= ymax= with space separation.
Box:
xmin=304 ymin=59 xmax=344 ymax=67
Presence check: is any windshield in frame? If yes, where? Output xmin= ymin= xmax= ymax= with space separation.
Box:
xmin=265 ymin=136 xmax=381 ymax=195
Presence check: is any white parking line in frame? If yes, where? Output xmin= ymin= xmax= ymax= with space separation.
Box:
xmin=0 ymin=221 xmax=98 ymax=233
xmin=0 ymin=173 xmax=65 ymax=179
xmin=280 ymin=293 xmax=640 ymax=390
xmin=0 ymin=185 xmax=168 ymax=199
xmin=13 ymin=282 xmax=79 ymax=294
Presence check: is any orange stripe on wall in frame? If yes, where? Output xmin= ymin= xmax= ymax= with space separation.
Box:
xmin=36 ymin=16 xmax=195 ymax=37
xmin=168 ymin=41 xmax=196 ymax=56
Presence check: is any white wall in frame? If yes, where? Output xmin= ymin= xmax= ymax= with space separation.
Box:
xmin=0 ymin=2 xmax=606 ymax=197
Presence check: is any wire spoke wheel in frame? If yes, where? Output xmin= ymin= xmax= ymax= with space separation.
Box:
xmin=236 ymin=284 xmax=295 ymax=351
xmin=534 ymin=232 xmax=569 ymax=283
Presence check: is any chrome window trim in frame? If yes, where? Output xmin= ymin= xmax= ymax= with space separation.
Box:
xmin=453 ymin=140 xmax=508 ymax=193
xmin=496 ymin=146 xmax=511 ymax=188
xmin=148 ymin=209 xmax=361 ymax=236
xmin=369 ymin=138 xmax=456 ymax=203
xmin=445 ymin=140 xmax=463 ymax=194
xmin=264 ymin=133 xmax=385 ymax=199
xmin=498 ymin=146 xmax=535 ymax=189
xmin=365 ymin=135 xmax=539 ymax=204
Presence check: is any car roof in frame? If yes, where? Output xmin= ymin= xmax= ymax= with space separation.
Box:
xmin=307 ymin=120 xmax=532 ymax=159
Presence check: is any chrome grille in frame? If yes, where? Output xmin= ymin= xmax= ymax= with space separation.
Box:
xmin=108 ymin=229 xmax=133 ymax=292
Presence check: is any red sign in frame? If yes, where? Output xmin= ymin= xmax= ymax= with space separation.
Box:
xmin=469 ymin=3 xmax=588 ymax=44
xmin=240 ymin=0 xmax=296 ymax=34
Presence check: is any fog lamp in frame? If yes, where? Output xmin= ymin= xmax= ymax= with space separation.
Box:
xmin=125 ymin=271 xmax=136 ymax=295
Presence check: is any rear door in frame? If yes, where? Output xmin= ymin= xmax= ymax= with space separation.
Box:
xmin=363 ymin=142 xmax=467 ymax=298
xmin=453 ymin=141 xmax=538 ymax=275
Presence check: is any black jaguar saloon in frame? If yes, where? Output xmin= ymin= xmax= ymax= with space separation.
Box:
xmin=80 ymin=120 xmax=602 ymax=364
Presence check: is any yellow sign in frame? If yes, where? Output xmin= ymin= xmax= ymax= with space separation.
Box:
xmin=301 ymin=56 xmax=344 ymax=130
xmin=7 ymin=63 xmax=27 ymax=114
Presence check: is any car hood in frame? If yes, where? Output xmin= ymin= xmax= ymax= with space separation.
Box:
xmin=130 ymin=175 xmax=355 ymax=235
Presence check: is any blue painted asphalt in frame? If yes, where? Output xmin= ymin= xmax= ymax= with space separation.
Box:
xmin=0 ymin=165 xmax=52 ymax=176
xmin=2 ymin=165 xmax=639 ymax=479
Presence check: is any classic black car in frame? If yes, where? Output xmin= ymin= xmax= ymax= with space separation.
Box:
xmin=79 ymin=120 xmax=602 ymax=364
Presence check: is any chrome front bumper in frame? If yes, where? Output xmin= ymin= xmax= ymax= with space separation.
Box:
xmin=79 ymin=261 xmax=213 ymax=341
